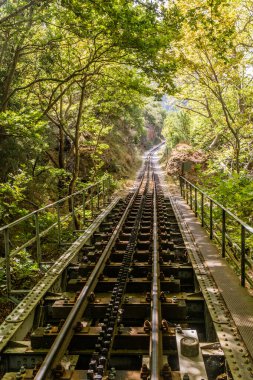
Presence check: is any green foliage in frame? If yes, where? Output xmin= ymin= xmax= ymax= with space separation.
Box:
xmin=0 ymin=0 xmax=179 ymax=211
xmin=10 ymin=249 xmax=40 ymax=289
xmin=161 ymin=0 xmax=253 ymax=243
xmin=0 ymin=249 xmax=41 ymax=293
xmin=163 ymin=111 xmax=191 ymax=150
xmin=199 ymin=172 xmax=253 ymax=223
xmin=0 ymin=0 xmax=182 ymax=294
xmin=38 ymin=210 xmax=58 ymax=231
xmin=0 ymin=110 xmax=47 ymax=146
xmin=0 ymin=110 xmax=48 ymax=179
xmin=164 ymin=0 xmax=253 ymax=175
xmin=140 ymin=99 xmax=166 ymax=148
xmin=0 ymin=170 xmax=31 ymax=224
xmin=144 ymin=101 xmax=167 ymax=130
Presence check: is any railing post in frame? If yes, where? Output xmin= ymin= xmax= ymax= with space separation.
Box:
xmin=34 ymin=212 xmax=41 ymax=264
xmin=194 ymin=188 xmax=198 ymax=216
xmin=4 ymin=229 xmax=11 ymax=295
xmin=190 ymin=185 xmax=193 ymax=209
xmin=108 ymin=177 xmax=111 ymax=202
xmin=97 ymin=182 xmax=100 ymax=210
xmin=105 ymin=178 xmax=108 ymax=203
xmin=71 ymin=195 xmax=75 ymax=229
xmin=186 ymin=182 xmax=189 ymax=204
xmin=222 ymin=209 xmax=226 ymax=258
xmin=201 ymin=193 xmax=204 ymax=227
xmin=82 ymin=191 xmax=86 ymax=225
xmin=56 ymin=203 xmax=61 ymax=245
xmin=210 ymin=200 xmax=213 ymax=240
xmin=102 ymin=180 xmax=105 ymax=206
xmin=90 ymin=187 xmax=94 ymax=217
xmin=241 ymin=225 xmax=246 ymax=287
xmin=180 ymin=177 xmax=183 ymax=197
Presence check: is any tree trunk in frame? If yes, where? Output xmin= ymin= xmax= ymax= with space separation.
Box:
xmin=91 ymin=124 xmax=104 ymax=182
xmin=1 ymin=46 xmax=20 ymax=111
xmin=68 ymin=84 xmax=86 ymax=229
xmin=57 ymin=124 xmax=66 ymax=197
xmin=68 ymin=84 xmax=86 ymax=197
xmin=234 ymin=137 xmax=240 ymax=174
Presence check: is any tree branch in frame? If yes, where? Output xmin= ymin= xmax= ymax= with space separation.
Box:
xmin=0 ymin=0 xmax=46 ymax=25
xmin=176 ymin=104 xmax=209 ymax=119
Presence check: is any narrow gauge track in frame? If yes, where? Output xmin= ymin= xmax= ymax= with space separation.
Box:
xmin=2 ymin=146 xmax=230 ymax=380
xmin=35 ymin=156 xmax=154 ymax=380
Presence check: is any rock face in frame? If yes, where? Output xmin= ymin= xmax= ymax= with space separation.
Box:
xmin=166 ymin=143 xmax=207 ymax=178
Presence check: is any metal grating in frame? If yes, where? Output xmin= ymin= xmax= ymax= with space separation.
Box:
xmin=171 ymin=193 xmax=253 ymax=380
xmin=151 ymin=151 xmax=253 ymax=380
xmin=0 ymin=198 xmax=120 ymax=353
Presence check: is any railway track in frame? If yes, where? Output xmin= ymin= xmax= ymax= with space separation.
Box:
xmin=0 ymin=146 xmax=251 ymax=380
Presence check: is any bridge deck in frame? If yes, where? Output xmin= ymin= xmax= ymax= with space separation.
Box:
xmin=151 ymin=145 xmax=253 ymax=378
xmin=172 ymin=188 xmax=253 ymax=360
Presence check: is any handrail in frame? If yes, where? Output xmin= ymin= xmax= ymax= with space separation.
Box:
xmin=0 ymin=176 xmax=112 ymax=296
xmin=179 ymin=176 xmax=253 ymax=287
xmin=0 ymin=181 xmax=103 ymax=233
xmin=180 ymin=176 xmax=253 ymax=234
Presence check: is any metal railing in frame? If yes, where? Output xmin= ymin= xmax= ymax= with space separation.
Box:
xmin=179 ymin=176 xmax=253 ymax=288
xmin=0 ymin=176 xmax=112 ymax=296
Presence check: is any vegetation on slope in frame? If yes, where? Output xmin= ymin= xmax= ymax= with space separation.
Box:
xmin=1 ymin=0 xmax=253 ymax=296
xmin=162 ymin=0 xmax=253 ymax=225
xmin=0 ymin=0 xmax=174 ymax=225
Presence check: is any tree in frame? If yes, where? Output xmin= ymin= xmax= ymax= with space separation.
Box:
xmin=0 ymin=0 xmax=179 ymax=212
xmin=163 ymin=110 xmax=191 ymax=150
xmin=168 ymin=0 xmax=253 ymax=174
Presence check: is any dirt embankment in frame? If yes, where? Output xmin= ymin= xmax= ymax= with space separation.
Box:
xmin=166 ymin=143 xmax=207 ymax=180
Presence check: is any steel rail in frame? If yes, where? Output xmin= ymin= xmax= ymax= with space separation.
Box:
xmin=150 ymin=175 xmax=163 ymax=379
xmin=34 ymin=162 xmax=149 ymax=380
xmin=104 ymin=159 xmax=152 ymax=371
xmin=0 ymin=197 xmax=120 ymax=353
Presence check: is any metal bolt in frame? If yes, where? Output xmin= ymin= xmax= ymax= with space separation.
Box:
xmin=144 ymin=320 xmax=152 ymax=333
xmin=87 ymin=369 xmax=94 ymax=379
xmin=93 ymin=374 xmax=102 ymax=380
xmin=16 ymin=372 xmax=22 ymax=380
